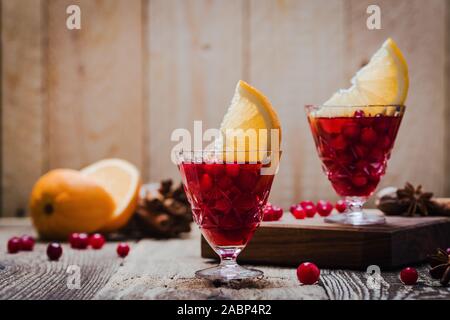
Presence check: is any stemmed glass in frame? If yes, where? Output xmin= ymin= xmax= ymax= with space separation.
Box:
xmin=176 ymin=150 xmax=279 ymax=281
xmin=305 ymin=105 xmax=405 ymax=225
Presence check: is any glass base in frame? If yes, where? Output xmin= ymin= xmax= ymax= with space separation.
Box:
xmin=325 ymin=212 xmax=386 ymax=226
xmin=195 ymin=264 xmax=263 ymax=281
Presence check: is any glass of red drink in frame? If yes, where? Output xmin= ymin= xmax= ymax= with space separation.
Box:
xmin=306 ymin=105 xmax=405 ymax=225
xmin=177 ymin=150 xmax=279 ymax=281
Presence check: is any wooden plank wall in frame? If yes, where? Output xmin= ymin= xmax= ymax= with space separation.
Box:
xmin=1 ymin=0 xmax=449 ymax=216
xmin=1 ymin=0 xmax=46 ymax=217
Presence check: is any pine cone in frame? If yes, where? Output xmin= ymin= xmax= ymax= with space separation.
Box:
xmin=121 ymin=180 xmax=192 ymax=239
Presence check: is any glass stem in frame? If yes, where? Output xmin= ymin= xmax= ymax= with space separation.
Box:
xmin=217 ymin=247 xmax=242 ymax=268
xmin=345 ymin=196 xmax=367 ymax=218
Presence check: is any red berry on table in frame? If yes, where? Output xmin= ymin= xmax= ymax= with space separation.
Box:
xmin=47 ymin=243 xmax=63 ymax=261
xmin=303 ymin=204 xmax=317 ymax=218
xmin=77 ymin=233 xmax=89 ymax=249
xmin=271 ymin=206 xmax=283 ymax=221
xmin=291 ymin=205 xmax=306 ymax=219
xmin=7 ymin=237 xmax=22 ymax=254
xmin=262 ymin=207 xmax=274 ymax=221
xmin=300 ymin=200 xmax=315 ymax=208
xmin=263 ymin=204 xmax=283 ymax=222
xmin=69 ymin=233 xmax=80 ymax=249
xmin=316 ymin=200 xmax=333 ymax=217
xmin=335 ymin=200 xmax=347 ymax=213
xmin=89 ymin=233 xmax=105 ymax=250
xmin=69 ymin=232 xmax=89 ymax=249
xmin=447 ymin=248 xmax=450 ymax=255
xmin=297 ymin=262 xmax=320 ymax=285
xmin=20 ymin=235 xmax=35 ymax=251
xmin=400 ymin=267 xmax=418 ymax=285
xmin=117 ymin=243 xmax=130 ymax=258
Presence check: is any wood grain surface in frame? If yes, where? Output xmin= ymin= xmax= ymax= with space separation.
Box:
xmin=1 ymin=0 xmax=449 ymax=216
xmin=201 ymin=212 xmax=450 ymax=269
xmin=0 ymin=218 xmax=448 ymax=300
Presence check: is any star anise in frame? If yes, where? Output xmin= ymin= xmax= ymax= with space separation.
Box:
xmin=377 ymin=182 xmax=434 ymax=216
xmin=428 ymin=248 xmax=450 ymax=286
xmin=397 ymin=182 xmax=434 ymax=216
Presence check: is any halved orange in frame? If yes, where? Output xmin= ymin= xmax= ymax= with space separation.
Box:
xmin=81 ymin=159 xmax=141 ymax=232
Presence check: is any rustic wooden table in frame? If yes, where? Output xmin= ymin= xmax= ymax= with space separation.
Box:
xmin=0 ymin=218 xmax=448 ymax=300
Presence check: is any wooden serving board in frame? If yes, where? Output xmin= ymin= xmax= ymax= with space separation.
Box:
xmin=201 ymin=210 xmax=450 ymax=270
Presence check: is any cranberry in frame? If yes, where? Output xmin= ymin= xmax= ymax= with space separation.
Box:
xmin=353 ymin=144 xmax=368 ymax=159
xmin=342 ymin=123 xmax=361 ymax=140
xmin=291 ymin=205 xmax=306 ymax=219
xmin=20 ymin=235 xmax=35 ymax=251
xmin=199 ymin=174 xmax=213 ymax=192
xmin=214 ymin=198 xmax=232 ymax=213
xmin=234 ymin=194 xmax=256 ymax=211
xmin=262 ymin=207 xmax=274 ymax=221
xmin=47 ymin=243 xmax=63 ymax=261
xmin=69 ymin=233 xmax=80 ymax=249
xmin=378 ymin=136 xmax=391 ymax=150
xmin=7 ymin=237 xmax=22 ymax=254
xmin=316 ymin=200 xmax=333 ymax=217
xmin=303 ymin=204 xmax=316 ymax=218
xmin=225 ymin=164 xmax=240 ymax=177
xmin=237 ymin=171 xmax=257 ymax=192
xmin=330 ymin=135 xmax=347 ymax=150
xmin=446 ymin=248 xmax=450 ymax=255
xmin=204 ymin=163 xmax=224 ymax=176
xmin=355 ymin=160 xmax=370 ymax=173
xmin=374 ymin=115 xmax=389 ymax=133
xmin=217 ymin=176 xmax=233 ymax=189
xmin=336 ymin=152 xmax=353 ymax=166
xmin=117 ymin=243 xmax=130 ymax=258
xmin=300 ymin=200 xmax=314 ymax=208
xmin=77 ymin=233 xmax=89 ymax=249
xmin=335 ymin=200 xmax=347 ymax=213
xmin=263 ymin=204 xmax=283 ymax=222
xmin=297 ymin=262 xmax=320 ymax=285
xmin=369 ymin=148 xmax=384 ymax=162
xmin=89 ymin=233 xmax=105 ymax=249
xmin=400 ymin=267 xmax=418 ymax=285
xmin=354 ymin=110 xmax=365 ymax=118
xmin=360 ymin=127 xmax=378 ymax=145
xmin=351 ymin=173 xmax=368 ymax=187
xmin=271 ymin=206 xmax=283 ymax=221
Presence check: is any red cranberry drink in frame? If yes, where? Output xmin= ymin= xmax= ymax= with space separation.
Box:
xmin=180 ymin=162 xmax=274 ymax=247
xmin=305 ymin=38 xmax=409 ymax=225
xmin=306 ymin=105 xmax=405 ymax=225
xmin=177 ymin=150 xmax=279 ymax=281
xmin=175 ymin=80 xmax=281 ymax=281
xmin=308 ymin=110 xmax=403 ymax=197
